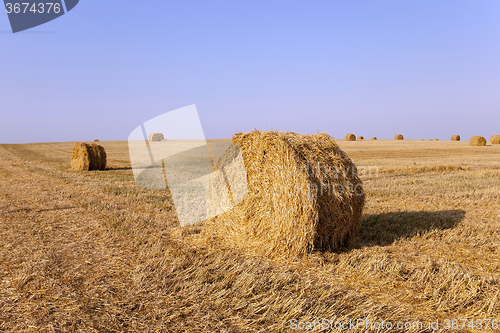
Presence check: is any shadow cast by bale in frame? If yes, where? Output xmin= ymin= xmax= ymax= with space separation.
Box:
xmin=351 ymin=209 xmax=465 ymax=248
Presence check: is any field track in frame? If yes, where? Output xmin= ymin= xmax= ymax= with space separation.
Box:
xmin=1 ymin=140 xmax=499 ymax=332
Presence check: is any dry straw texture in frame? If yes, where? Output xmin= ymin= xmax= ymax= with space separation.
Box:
xmin=451 ymin=135 xmax=460 ymax=141
xmin=371 ymin=137 xmax=377 ymax=140
xmin=469 ymin=136 xmax=486 ymax=146
xmin=71 ymin=142 xmax=107 ymax=171
xmin=148 ymin=133 xmax=164 ymax=141
xmin=3 ymin=141 xmax=500 ymax=331
xmin=395 ymin=134 xmax=404 ymax=140
xmin=206 ymin=130 xmax=365 ymax=259
xmin=491 ymin=135 xmax=500 ymax=144
xmin=345 ymin=133 xmax=356 ymax=141
xmin=357 ymin=136 xmax=364 ymax=140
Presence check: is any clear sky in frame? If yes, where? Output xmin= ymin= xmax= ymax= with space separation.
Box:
xmin=1 ymin=1 xmax=499 ymax=143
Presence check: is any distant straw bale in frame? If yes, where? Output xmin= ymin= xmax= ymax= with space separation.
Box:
xmin=469 ymin=136 xmax=486 ymax=146
xmin=357 ymin=136 xmax=364 ymax=140
xmin=395 ymin=134 xmax=404 ymax=140
xmin=433 ymin=139 xmax=439 ymax=141
xmin=149 ymin=133 xmax=164 ymax=141
xmin=490 ymin=135 xmax=500 ymax=144
xmin=371 ymin=137 xmax=377 ymax=140
xmin=94 ymin=139 xmax=99 ymax=142
xmin=207 ymin=131 xmax=365 ymax=259
xmin=71 ymin=142 xmax=107 ymax=171
xmin=451 ymin=135 xmax=460 ymax=141
xmin=345 ymin=133 xmax=356 ymax=141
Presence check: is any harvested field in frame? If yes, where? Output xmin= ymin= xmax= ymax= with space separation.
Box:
xmin=1 ymin=139 xmax=499 ymax=332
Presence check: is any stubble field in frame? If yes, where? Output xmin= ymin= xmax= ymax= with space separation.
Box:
xmin=0 ymin=139 xmax=499 ymax=332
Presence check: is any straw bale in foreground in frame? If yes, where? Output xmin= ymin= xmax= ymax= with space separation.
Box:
xmin=71 ymin=142 xmax=107 ymax=171
xmin=207 ymin=131 xmax=365 ymax=259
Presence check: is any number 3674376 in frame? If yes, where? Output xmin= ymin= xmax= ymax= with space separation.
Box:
xmin=5 ymin=3 xmax=61 ymax=14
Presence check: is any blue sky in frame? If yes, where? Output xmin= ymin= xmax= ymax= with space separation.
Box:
xmin=1 ymin=1 xmax=499 ymax=143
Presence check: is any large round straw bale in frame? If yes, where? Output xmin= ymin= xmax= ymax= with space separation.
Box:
xmin=395 ymin=134 xmax=404 ymax=140
xmin=469 ymin=136 xmax=486 ymax=146
xmin=451 ymin=135 xmax=460 ymax=141
xmin=370 ymin=137 xmax=377 ymax=140
xmin=71 ymin=142 xmax=107 ymax=171
xmin=357 ymin=136 xmax=364 ymax=140
xmin=490 ymin=135 xmax=500 ymax=144
xmin=207 ymin=131 xmax=365 ymax=259
xmin=345 ymin=133 xmax=356 ymax=141
xmin=149 ymin=133 xmax=164 ymax=141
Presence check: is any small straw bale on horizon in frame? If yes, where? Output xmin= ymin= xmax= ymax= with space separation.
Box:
xmin=345 ymin=133 xmax=356 ymax=141
xmin=469 ymin=136 xmax=486 ymax=146
xmin=149 ymin=133 xmax=164 ymax=141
